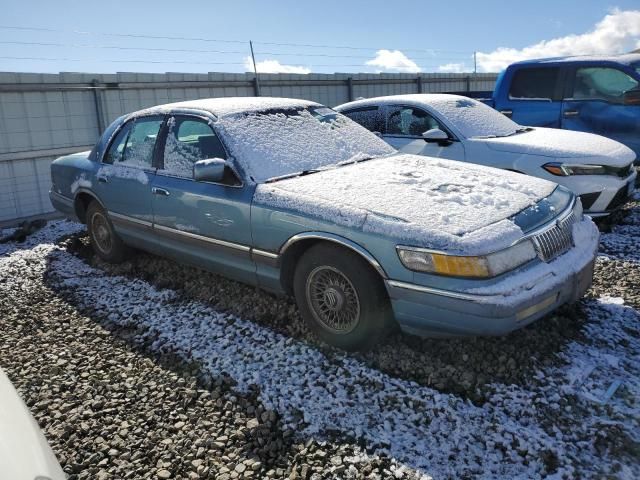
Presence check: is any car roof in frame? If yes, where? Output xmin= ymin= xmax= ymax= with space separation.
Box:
xmin=511 ymin=53 xmax=640 ymax=67
xmin=134 ymin=96 xmax=322 ymax=119
xmin=335 ymin=93 xmax=470 ymax=111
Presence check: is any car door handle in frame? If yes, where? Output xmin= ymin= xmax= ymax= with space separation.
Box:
xmin=499 ymin=109 xmax=513 ymax=118
xmin=151 ymin=187 xmax=170 ymax=196
xmin=97 ymin=175 xmax=108 ymax=183
xmin=563 ymin=110 xmax=579 ymax=117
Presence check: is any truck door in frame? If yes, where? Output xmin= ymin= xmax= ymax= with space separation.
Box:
xmin=498 ymin=66 xmax=563 ymax=127
xmin=562 ymin=65 xmax=640 ymax=158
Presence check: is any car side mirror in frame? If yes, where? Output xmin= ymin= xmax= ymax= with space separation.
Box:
xmin=623 ymin=88 xmax=640 ymax=106
xmin=422 ymin=128 xmax=449 ymax=142
xmin=193 ymin=158 xmax=226 ymax=183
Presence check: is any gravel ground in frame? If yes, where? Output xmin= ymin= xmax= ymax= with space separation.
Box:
xmin=1 ymin=199 xmax=639 ymax=479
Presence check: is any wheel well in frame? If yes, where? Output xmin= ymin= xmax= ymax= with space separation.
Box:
xmin=279 ymin=238 xmax=385 ymax=296
xmin=74 ymin=192 xmax=96 ymax=224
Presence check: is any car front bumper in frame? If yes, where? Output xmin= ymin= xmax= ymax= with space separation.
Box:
xmin=385 ymin=221 xmax=599 ymax=337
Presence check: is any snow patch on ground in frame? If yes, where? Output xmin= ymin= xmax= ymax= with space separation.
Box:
xmin=2 ymin=220 xmax=638 ymax=478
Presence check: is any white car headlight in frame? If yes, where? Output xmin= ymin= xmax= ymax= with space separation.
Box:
xmin=543 ymin=163 xmax=608 ymax=176
xmin=397 ymin=240 xmax=537 ymax=278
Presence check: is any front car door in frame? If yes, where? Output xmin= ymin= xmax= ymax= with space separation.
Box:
xmin=150 ymin=113 xmax=256 ymax=283
xmin=382 ymin=105 xmax=466 ymax=160
xmin=562 ymin=65 xmax=640 ymax=158
xmin=95 ymin=115 xmax=163 ymax=242
xmin=500 ymin=66 xmax=564 ymax=127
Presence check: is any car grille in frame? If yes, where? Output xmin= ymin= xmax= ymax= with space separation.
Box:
xmin=531 ymin=212 xmax=576 ymax=262
xmin=608 ymin=163 xmax=634 ymax=178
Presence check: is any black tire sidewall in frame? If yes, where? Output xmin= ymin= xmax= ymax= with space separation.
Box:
xmin=86 ymin=202 xmax=127 ymax=263
xmin=293 ymin=243 xmax=392 ymax=351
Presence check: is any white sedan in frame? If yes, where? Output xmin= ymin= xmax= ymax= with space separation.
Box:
xmin=0 ymin=369 xmax=65 ymax=480
xmin=335 ymin=94 xmax=637 ymax=216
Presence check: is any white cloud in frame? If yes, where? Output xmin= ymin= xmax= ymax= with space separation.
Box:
xmin=244 ymin=56 xmax=310 ymax=74
xmin=365 ymin=49 xmax=421 ymax=73
xmin=477 ymin=9 xmax=640 ymax=72
xmin=438 ymin=63 xmax=466 ymax=73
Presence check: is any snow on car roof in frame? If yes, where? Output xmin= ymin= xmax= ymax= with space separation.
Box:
xmin=135 ymin=96 xmax=322 ymax=118
xmin=513 ymin=53 xmax=640 ymax=66
xmin=337 ymin=94 xmax=520 ymax=139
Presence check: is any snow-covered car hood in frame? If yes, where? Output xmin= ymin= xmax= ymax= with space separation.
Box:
xmin=255 ymin=154 xmax=558 ymax=254
xmin=480 ymin=127 xmax=636 ymax=166
xmin=0 ymin=369 xmax=66 ymax=480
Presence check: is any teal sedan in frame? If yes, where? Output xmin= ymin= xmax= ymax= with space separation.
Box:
xmin=50 ymin=97 xmax=599 ymax=350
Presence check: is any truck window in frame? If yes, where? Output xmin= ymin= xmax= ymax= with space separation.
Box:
xmin=509 ymin=67 xmax=560 ymax=100
xmin=572 ymin=67 xmax=639 ymax=103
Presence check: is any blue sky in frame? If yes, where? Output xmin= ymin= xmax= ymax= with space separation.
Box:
xmin=0 ymin=0 xmax=639 ymax=74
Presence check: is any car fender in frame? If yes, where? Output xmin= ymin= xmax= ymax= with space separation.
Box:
xmin=279 ymin=231 xmax=388 ymax=279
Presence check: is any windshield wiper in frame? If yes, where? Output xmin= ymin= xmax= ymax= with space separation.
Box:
xmin=265 ymin=169 xmax=324 ymax=183
xmin=475 ymin=127 xmax=533 ymax=139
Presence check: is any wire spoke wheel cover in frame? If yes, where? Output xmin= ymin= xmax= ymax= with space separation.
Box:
xmin=91 ymin=212 xmax=113 ymax=255
xmin=305 ymin=265 xmax=361 ymax=335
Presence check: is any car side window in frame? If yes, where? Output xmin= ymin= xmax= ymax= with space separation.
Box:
xmin=509 ymin=67 xmax=560 ymax=100
xmin=386 ymin=107 xmax=443 ymax=137
xmin=572 ymin=67 xmax=639 ymax=103
xmin=162 ymin=116 xmax=227 ymax=178
xmin=103 ymin=122 xmax=133 ymax=165
xmin=122 ymin=117 xmax=163 ymax=167
xmin=342 ymin=106 xmax=384 ymax=133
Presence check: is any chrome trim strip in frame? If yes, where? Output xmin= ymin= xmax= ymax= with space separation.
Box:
xmin=251 ymin=248 xmax=279 ymax=259
xmin=153 ymin=223 xmax=251 ymax=252
xmin=386 ymin=279 xmax=498 ymax=301
xmin=50 ymin=191 xmax=73 ymax=206
xmin=279 ymin=232 xmax=387 ymax=279
xmin=108 ymin=211 xmax=153 ymax=228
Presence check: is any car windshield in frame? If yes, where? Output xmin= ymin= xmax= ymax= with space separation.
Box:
xmin=428 ymin=97 xmax=522 ymax=139
xmin=216 ymin=106 xmax=395 ymax=182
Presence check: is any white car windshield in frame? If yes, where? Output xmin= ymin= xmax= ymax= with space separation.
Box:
xmin=216 ymin=106 xmax=395 ymax=182
xmin=428 ymin=97 xmax=523 ymax=139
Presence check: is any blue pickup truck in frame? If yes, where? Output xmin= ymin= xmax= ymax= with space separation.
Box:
xmin=464 ymin=54 xmax=640 ymax=158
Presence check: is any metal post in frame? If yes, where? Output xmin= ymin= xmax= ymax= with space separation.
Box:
xmin=91 ymin=79 xmax=105 ymax=133
xmin=473 ymin=51 xmax=477 ymax=75
xmin=249 ymin=40 xmax=261 ymax=96
xmin=347 ymin=77 xmax=353 ymax=102
xmin=416 ymin=75 xmax=422 ymax=93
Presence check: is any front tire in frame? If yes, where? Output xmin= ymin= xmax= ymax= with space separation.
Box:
xmin=86 ymin=201 xmax=128 ymax=263
xmin=293 ymin=243 xmax=393 ymax=351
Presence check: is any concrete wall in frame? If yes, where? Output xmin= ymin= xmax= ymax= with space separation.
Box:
xmin=0 ymin=71 xmax=498 ymax=223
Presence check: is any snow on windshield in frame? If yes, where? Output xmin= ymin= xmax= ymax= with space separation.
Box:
xmin=429 ymin=97 xmax=520 ymax=138
xmin=216 ymin=108 xmax=395 ymax=182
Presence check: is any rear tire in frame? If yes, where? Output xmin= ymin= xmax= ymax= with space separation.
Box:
xmin=293 ymin=243 xmax=393 ymax=351
xmin=86 ymin=201 xmax=128 ymax=263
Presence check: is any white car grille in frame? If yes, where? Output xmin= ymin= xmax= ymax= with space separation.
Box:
xmin=531 ymin=212 xmax=576 ymax=262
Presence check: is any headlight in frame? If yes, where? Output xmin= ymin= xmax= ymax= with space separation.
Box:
xmin=396 ymin=241 xmax=537 ymax=278
xmin=543 ymin=162 xmax=607 ymax=176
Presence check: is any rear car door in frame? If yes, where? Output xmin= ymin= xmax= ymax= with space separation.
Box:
xmin=562 ymin=65 xmax=640 ymax=158
xmin=150 ymin=114 xmax=256 ymax=283
xmin=96 ymin=115 xmax=163 ymax=237
xmin=382 ymin=105 xmax=465 ymax=160
xmin=500 ymin=67 xmax=563 ymax=127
